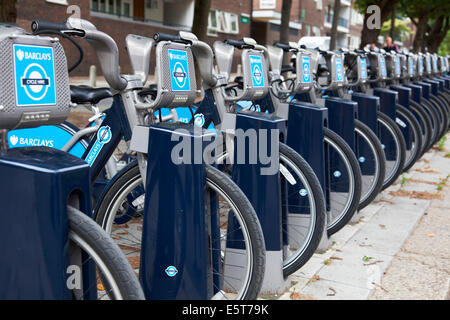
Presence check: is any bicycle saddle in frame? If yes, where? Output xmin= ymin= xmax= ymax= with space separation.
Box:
xmin=70 ymin=85 xmax=112 ymax=105
xmin=138 ymin=84 xmax=158 ymax=100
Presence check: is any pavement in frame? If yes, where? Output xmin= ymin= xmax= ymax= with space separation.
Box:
xmin=272 ymin=133 xmax=450 ymax=300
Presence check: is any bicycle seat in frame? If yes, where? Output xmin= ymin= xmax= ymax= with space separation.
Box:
xmin=281 ymin=65 xmax=295 ymax=73
xmin=138 ymin=84 xmax=158 ymax=100
xmin=70 ymin=85 xmax=112 ymax=105
xmin=318 ymin=64 xmax=329 ymax=76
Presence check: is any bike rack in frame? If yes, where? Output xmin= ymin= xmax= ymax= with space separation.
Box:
xmin=0 ymin=148 xmax=94 ymax=299
xmin=390 ymin=85 xmax=412 ymax=147
xmin=139 ymin=123 xmax=215 ymax=300
xmin=230 ymin=111 xmax=288 ymax=294
xmin=373 ymin=88 xmax=398 ymax=161
xmin=352 ymin=93 xmax=380 ymax=176
xmin=285 ymin=101 xmax=330 ymax=251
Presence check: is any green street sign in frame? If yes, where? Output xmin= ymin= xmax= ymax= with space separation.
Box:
xmin=301 ymin=9 xmax=305 ymax=20
xmin=241 ymin=16 xmax=250 ymax=24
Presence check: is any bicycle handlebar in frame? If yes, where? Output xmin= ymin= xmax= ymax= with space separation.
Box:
xmin=153 ymin=32 xmax=192 ymax=45
xmin=273 ymin=42 xmax=291 ymax=52
xmin=31 ymin=20 xmax=68 ymax=33
xmin=225 ymin=39 xmax=254 ymax=49
xmin=33 ymin=18 xmax=127 ymax=91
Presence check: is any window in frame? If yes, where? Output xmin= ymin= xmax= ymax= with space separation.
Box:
xmin=92 ymin=0 xmax=99 ymax=11
xmin=208 ymin=10 xmax=239 ymax=35
xmin=116 ymin=0 xmax=121 ymax=15
xmin=146 ymin=0 xmax=158 ymax=9
xmin=226 ymin=13 xmax=239 ymax=34
xmin=304 ymin=24 xmax=311 ymax=36
xmin=123 ymin=3 xmax=130 ymax=17
xmin=100 ymin=0 xmax=106 ymax=12
xmin=108 ymin=0 xmax=114 ymax=13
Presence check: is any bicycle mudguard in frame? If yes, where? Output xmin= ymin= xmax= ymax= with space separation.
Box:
xmin=8 ymin=122 xmax=88 ymax=158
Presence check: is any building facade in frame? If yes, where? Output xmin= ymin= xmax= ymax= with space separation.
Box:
xmin=14 ymin=0 xmax=363 ymax=76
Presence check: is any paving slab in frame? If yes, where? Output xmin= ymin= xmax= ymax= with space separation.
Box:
xmin=276 ymin=133 xmax=450 ymax=300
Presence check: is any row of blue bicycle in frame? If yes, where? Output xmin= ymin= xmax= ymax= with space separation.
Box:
xmin=0 ymin=17 xmax=448 ymax=299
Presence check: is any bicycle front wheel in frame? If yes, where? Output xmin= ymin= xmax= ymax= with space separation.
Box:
xmin=354 ymin=120 xmax=385 ymax=210
xmin=324 ymin=128 xmax=362 ymax=236
xmin=377 ymin=111 xmax=406 ymax=189
xmin=68 ymin=205 xmax=144 ymax=300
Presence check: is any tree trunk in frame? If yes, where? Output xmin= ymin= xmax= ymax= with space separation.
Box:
xmin=0 ymin=0 xmax=17 ymax=23
xmin=280 ymin=0 xmax=293 ymax=44
xmin=425 ymin=15 xmax=449 ymax=52
xmin=359 ymin=0 xmax=400 ymax=48
xmin=389 ymin=8 xmax=395 ymax=39
xmin=192 ymin=0 xmax=211 ymax=91
xmin=280 ymin=0 xmax=293 ymax=64
xmin=360 ymin=12 xmax=381 ymax=48
xmin=191 ymin=0 xmax=211 ymax=42
xmin=330 ymin=0 xmax=341 ymax=50
xmin=412 ymin=13 xmax=428 ymax=52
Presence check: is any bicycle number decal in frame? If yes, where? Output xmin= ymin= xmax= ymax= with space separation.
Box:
xmin=432 ymin=58 xmax=438 ymax=72
xmin=13 ymin=44 xmax=56 ymax=107
xmin=395 ymin=57 xmax=401 ymax=76
xmin=168 ymin=49 xmax=191 ymax=91
xmin=301 ymin=56 xmax=311 ymax=83
xmin=249 ymin=55 xmax=265 ymax=88
xmin=335 ymin=57 xmax=344 ymax=82
xmin=409 ymin=58 xmax=414 ymax=75
xmin=426 ymin=57 xmax=431 ymax=72
xmin=379 ymin=56 xmax=387 ymax=77
xmin=360 ymin=58 xmax=368 ymax=80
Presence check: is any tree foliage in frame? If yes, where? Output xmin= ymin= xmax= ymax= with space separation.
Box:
xmin=380 ymin=18 xmax=412 ymax=42
xmin=398 ymin=0 xmax=450 ymax=52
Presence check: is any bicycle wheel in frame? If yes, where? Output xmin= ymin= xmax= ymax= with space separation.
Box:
xmin=67 ymin=205 xmax=144 ymax=300
xmin=279 ymin=143 xmax=326 ymax=277
xmin=422 ymin=98 xmax=444 ymax=144
xmin=323 ymin=128 xmax=362 ymax=236
xmin=95 ymin=163 xmax=266 ymax=300
xmin=376 ymin=111 xmax=406 ymax=190
xmin=429 ymin=95 xmax=449 ymax=135
xmin=395 ymin=105 xmax=423 ymax=171
xmin=215 ymin=142 xmax=326 ymax=277
xmin=418 ymin=99 xmax=440 ymax=149
xmin=410 ymin=100 xmax=432 ymax=156
xmin=354 ymin=120 xmax=385 ymax=210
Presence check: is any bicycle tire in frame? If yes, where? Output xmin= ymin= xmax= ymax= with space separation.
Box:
xmin=354 ymin=120 xmax=385 ymax=210
xmin=410 ymin=100 xmax=433 ymax=156
xmin=323 ymin=127 xmax=362 ymax=236
xmin=376 ymin=111 xmax=406 ymax=190
xmin=395 ymin=105 xmax=423 ymax=171
xmin=68 ymin=205 xmax=145 ymax=300
xmin=279 ymin=143 xmax=326 ymax=277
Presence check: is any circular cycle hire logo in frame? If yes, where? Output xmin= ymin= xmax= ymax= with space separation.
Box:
xmin=20 ymin=63 xmax=51 ymax=101
xmin=165 ymin=266 xmax=178 ymax=277
xmin=303 ymin=62 xmax=310 ymax=82
xmin=97 ymin=126 xmax=112 ymax=145
xmin=194 ymin=113 xmax=205 ymax=127
xmin=252 ymin=64 xmax=263 ymax=86
xmin=173 ymin=62 xmax=187 ymax=88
